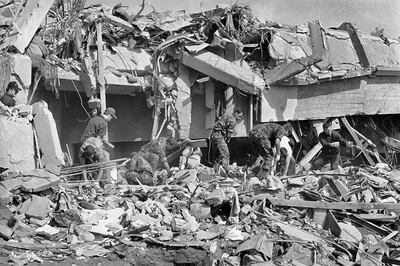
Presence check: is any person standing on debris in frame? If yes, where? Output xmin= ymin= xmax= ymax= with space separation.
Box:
xmin=0 ymin=81 xmax=21 ymax=108
xmin=248 ymin=123 xmax=290 ymax=175
xmin=313 ymin=120 xmax=353 ymax=170
xmin=80 ymin=107 xmax=117 ymax=143
xmin=210 ymin=109 xmax=243 ymax=172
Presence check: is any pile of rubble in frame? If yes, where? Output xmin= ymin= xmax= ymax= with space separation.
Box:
xmin=1 ymin=160 xmax=400 ymax=265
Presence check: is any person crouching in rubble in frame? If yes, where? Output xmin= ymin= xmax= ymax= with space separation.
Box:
xmin=247 ymin=123 xmax=291 ymax=177
xmin=313 ymin=120 xmax=353 ymax=170
xmin=139 ymin=137 xmax=190 ymax=173
xmin=210 ymin=109 xmax=243 ymax=173
xmin=78 ymin=137 xmax=106 ymax=181
xmin=0 ymin=81 xmax=21 ymax=108
xmin=124 ymin=137 xmax=190 ymax=186
xmin=80 ymin=107 xmax=117 ymax=184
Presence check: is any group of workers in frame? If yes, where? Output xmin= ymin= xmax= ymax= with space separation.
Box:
xmin=210 ymin=109 xmax=354 ymax=177
xmin=75 ymin=103 xmax=354 ymax=183
xmin=0 ymin=79 xmax=355 ymax=183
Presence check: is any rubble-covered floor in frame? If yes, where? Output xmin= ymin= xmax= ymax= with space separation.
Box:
xmin=2 ymin=161 xmax=400 ymax=265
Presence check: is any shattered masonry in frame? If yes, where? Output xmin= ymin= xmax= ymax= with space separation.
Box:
xmin=0 ymin=0 xmax=400 ymax=265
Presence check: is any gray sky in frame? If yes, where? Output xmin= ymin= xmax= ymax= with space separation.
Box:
xmin=89 ymin=0 xmax=400 ymax=38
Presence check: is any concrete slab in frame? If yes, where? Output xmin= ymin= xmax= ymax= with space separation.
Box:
xmin=32 ymin=101 xmax=64 ymax=175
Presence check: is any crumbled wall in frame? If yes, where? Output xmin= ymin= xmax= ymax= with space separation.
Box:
xmin=0 ymin=117 xmax=35 ymax=173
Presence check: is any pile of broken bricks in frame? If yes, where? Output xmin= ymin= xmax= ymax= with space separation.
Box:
xmin=1 ymin=163 xmax=400 ymax=265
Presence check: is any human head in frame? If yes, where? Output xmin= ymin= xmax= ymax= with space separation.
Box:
xmin=323 ymin=120 xmax=332 ymax=135
xmin=5 ymin=81 xmax=21 ymax=97
xmin=103 ymin=107 xmax=117 ymax=122
xmin=233 ymin=108 xmax=243 ymax=122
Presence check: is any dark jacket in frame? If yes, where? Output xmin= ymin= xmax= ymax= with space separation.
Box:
xmin=0 ymin=93 xmax=16 ymax=107
xmin=81 ymin=116 xmax=107 ymax=143
xmin=319 ymin=131 xmax=348 ymax=156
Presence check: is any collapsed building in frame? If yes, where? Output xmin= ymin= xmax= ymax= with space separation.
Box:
xmin=1 ymin=0 xmax=400 ymax=265
xmin=1 ymin=1 xmax=400 ymax=165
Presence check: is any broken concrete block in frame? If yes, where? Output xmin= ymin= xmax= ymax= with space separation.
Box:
xmin=171 ymin=217 xmax=189 ymax=233
xmin=187 ymin=155 xmax=201 ymax=169
xmin=0 ymin=222 xmax=13 ymax=239
xmin=21 ymin=195 xmax=50 ymax=219
xmin=159 ymin=229 xmax=173 ymax=241
xmin=131 ymin=213 xmax=157 ymax=226
xmin=0 ymin=116 xmax=35 ymax=173
xmin=206 ymin=189 xmax=227 ymax=206
xmin=0 ymin=186 xmax=12 ymax=204
xmin=155 ymin=202 xmax=172 ymax=224
xmin=182 ymin=208 xmax=199 ymax=232
xmin=21 ymin=177 xmax=51 ymax=192
xmin=196 ymin=230 xmax=220 ymax=241
xmin=32 ymin=101 xmax=65 ymax=175
xmin=174 ymin=169 xmax=198 ymax=185
xmin=1 ymin=177 xmax=23 ymax=191
xmin=197 ymin=169 xmax=214 ymax=182
xmin=0 ymin=205 xmax=13 ymax=224
xmin=20 ymin=171 xmax=60 ymax=192
xmin=189 ymin=203 xmax=211 ymax=220
xmin=338 ymin=222 xmax=362 ymax=242
xmin=35 ymin=224 xmax=59 ymax=236
xmin=313 ymin=209 xmax=327 ymax=227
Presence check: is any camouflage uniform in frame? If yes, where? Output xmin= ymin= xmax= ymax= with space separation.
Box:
xmin=210 ymin=114 xmax=237 ymax=170
xmin=78 ymin=137 xmax=107 ymax=181
xmin=139 ymin=137 xmax=183 ymax=171
xmin=248 ymin=123 xmax=287 ymax=171
xmin=78 ymin=137 xmax=106 ymax=164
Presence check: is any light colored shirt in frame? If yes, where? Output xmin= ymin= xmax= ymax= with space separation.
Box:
xmin=281 ymin=136 xmax=292 ymax=158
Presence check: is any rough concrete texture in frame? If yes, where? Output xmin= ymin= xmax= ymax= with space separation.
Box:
xmin=0 ymin=117 xmax=35 ymax=173
xmin=11 ymin=54 xmax=31 ymax=88
xmin=32 ymin=101 xmax=65 ymax=174
xmin=175 ymin=65 xmax=192 ymax=139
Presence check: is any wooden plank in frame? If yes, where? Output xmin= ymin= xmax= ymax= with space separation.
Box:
xmin=253 ymin=195 xmax=400 ymax=211
xmin=341 ymin=117 xmax=375 ymax=166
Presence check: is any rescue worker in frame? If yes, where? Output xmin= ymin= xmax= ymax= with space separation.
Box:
xmin=0 ymin=81 xmax=21 ymax=108
xmin=80 ymin=107 xmax=116 ymax=185
xmin=313 ymin=120 xmax=353 ymax=170
xmin=210 ymin=109 xmax=243 ymax=172
xmin=248 ymin=123 xmax=290 ymax=176
xmin=81 ymin=106 xmax=117 ymax=143
xmin=138 ymin=137 xmax=190 ymax=173
xmin=78 ymin=137 xmax=106 ymax=181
